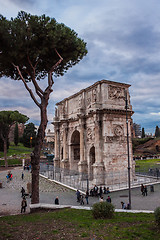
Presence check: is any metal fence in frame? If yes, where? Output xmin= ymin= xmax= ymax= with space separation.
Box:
xmin=40 ymin=161 xmax=159 ymax=192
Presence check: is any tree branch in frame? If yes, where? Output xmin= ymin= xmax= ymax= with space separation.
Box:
xmin=27 ymin=55 xmax=44 ymax=98
xmin=48 ymin=49 xmax=63 ymax=87
xmin=12 ymin=63 xmax=41 ymax=108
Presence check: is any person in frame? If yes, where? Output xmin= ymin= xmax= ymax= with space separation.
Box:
xmin=121 ymin=201 xmax=127 ymax=209
xmin=144 ymin=185 xmax=148 ymax=196
xmin=99 ymin=196 xmax=104 ymax=202
xmin=76 ymin=190 xmax=81 ymax=202
xmin=21 ymin=172 xmax=24 ymax=180
xmin=99 ymin=186 xmax=103 ymax=197
xmin=106 ymin=195 xmax=111 ymax=203
xmin=103 ymin=186 xmax=107 ymax=194
xmin=55 ymin=196 xmax=59 ymax=205
xmin=21 ymin=187 xmax=25 ymax=197
xmin=93 ymin=185 xmax=98 ymax=196
xmin=141 ymin=184 xmax=144 ymax=195
xmin=85 ymin=190 xmax=89 ymax=204
xmin=106 ymin=187 xmax=110 ymax=194
xmin=80 ymin=194 xmax=84 ymax=205
xmin=21 ymin=197 xmax=27 ymax=213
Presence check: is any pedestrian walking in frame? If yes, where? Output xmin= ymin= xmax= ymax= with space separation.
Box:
xmin=144 ymin=185 xmax=148 ymax=196
xmin=55 ymin=196 xmax=59 ymax=205
xmin=21 ymin=172 xmax=24 ymax=180
xmin=76 ymin=189 xmax=81 ymax=202
xmin=85 ymin=190 xmax=89 ymax=204
xmin=21 ymin=197 xmax=27 ymax=213
xmin=21 ymin=187 xmax=25 ymax=197
xmin=80 ymin=194 xmax=84 ymax=205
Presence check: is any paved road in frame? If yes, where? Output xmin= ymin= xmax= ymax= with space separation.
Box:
xmin=0 ymin=166 xmax=160 ymax=216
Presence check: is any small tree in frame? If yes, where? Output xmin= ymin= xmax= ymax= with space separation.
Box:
xmin=0 ymin=111 xmax=29 ymax=167
xmin=155 ymin=126 xmax=160 ymax=138
xmin=0 ymin=12 xmax=87 ymax=203
xmin=141 ymin=127 xmax=145 ymax=138
xmin=14 ymin=122 xmax=19 ymax=146
xmin=92 ymin=202 xmax=115 ymax=219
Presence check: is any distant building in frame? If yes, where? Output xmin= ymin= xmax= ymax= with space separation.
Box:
xmin=9 ymin=123 xmax=25 ymax=142
xmin=133 ymin=123 xmax=141 ymax=138
xmin=44 ymin=129 xmax=55 ymax=153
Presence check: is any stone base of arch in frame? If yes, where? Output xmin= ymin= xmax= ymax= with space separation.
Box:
xmin=54 ymin=158 xmax=60 ymax=168
xmin=92 ymin=162 xmax=105 ymax=185
xmin=78 ymin=161 xmax=88 ymax=180
xmin=61 ymin=159 xmax=69 ymax=170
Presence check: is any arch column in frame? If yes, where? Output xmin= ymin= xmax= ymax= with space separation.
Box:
xmin=93 ymin=113 xmax=105 ymax=185
xmin=61 ymin=124 xmax=69 ymax=169
xmin=78 ymin=118 xmax=88 ymax=174
xmin=54 ymin=123 xmax=60 ymax=168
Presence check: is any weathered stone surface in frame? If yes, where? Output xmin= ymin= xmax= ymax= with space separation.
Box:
xmin=53 ymin=80 xmax=134 ymax=187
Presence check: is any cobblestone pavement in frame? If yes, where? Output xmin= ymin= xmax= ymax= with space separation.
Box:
xmin=0 ymin=166 xmax=160 ymax=216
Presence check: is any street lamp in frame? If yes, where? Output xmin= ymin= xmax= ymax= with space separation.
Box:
xmin=30 ymin=136 xmax=33 ymax=148
xmin=125 ymin=90 xmax=131 ymax=209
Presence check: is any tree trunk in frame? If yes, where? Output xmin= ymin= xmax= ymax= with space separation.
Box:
xmin=31 ymin=103 xmax=48 ymax=204
xmin=4 ymin=138 xmax=8 ymax=168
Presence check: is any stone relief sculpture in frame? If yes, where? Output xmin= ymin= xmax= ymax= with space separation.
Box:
xmin=114 ymin=125 xmax=123 ymax=136
xmin=78 ymin=94 xmax=83 ymax=107
xmin=87 ymin=127 xmax=95 ymax=141
xmin=92 ymin=88 xmax=97 ymax=102
xmin=108 ymin=85 xmax=125 ymax=100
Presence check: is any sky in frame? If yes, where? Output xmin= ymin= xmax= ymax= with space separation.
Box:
xmin=1 ymin=0 xmax=160 ymax=134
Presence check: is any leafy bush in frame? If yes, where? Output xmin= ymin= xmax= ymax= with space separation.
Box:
xmin=154 ymin=207 xmax=160 ymax=226
xmin=92 ymin=202 xmax=115 ymax=219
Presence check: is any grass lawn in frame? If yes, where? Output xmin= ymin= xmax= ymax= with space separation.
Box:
xmin=0 ymin=142 xmax=33 ymax=158
xmin=135 ymin=158 xmax=160 ymax=172
xmin=0 ymin=209 xmax=159 ymax=240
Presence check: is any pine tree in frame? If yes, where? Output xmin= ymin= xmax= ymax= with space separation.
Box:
xmin=141 ymin=127 xmax=145 ymax=138
xmin=155 ymin=126 xmax=160 ymax=138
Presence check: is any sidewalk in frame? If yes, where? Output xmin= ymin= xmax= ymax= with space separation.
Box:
xmin=0 ymin=167 xmax=160 ymax=216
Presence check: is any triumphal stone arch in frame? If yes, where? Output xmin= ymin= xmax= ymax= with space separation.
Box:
xmin=53 ymin=80 xmax=134 ymax=186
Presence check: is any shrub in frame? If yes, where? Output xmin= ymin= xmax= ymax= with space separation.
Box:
xmin=154 ymin=207 xmax=160 ymax=226
xmin=92 ymin=202 xmax=115 ymax=219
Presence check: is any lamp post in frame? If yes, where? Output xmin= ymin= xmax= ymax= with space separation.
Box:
xmin=125 ymin=90 xmax=131 ymax=209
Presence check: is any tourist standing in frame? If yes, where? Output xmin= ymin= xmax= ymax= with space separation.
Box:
xmin=21 ymin=197 xmax=27 ymax=213
xmin=55 ymin=196 xmax=59 ymax=205
xmin=144 ymin=185 xmax=148 ymax=196
xmin=141 ymin=184 xmax=144 ymax=195
xmin=106 ymin=195 xmax=111 ymax=203
xmin=85 ymin=190 xmax=89 ymax=204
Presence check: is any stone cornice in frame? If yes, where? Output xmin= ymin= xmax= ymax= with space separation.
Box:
xmin=56 ymin=79 xmax=131 ymax=106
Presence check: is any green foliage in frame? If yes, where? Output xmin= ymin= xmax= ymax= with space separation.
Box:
xmin=0 ymin=210 xmax=158 ymax=240
xmin=155 ymin=126 xmax=160 ymax=138
xmin=14 ymin=122 xmax=19 ymax=146
xmin=92 ymin=202 xmax=115 ymax=219
xmin=154 ymin=207 xmax=160 ymax=226
xmin=141 ymin=127 xmax=145 ymax=138
xmin=0 ymin=158 xmax=22 ymax=166
xmin=0 ymin=142 xmax=32 ymax=158
xmin=0 ymin=11 xmax=87 ymax=80
xmin=22 ymin=123 xmax=36 ymax=148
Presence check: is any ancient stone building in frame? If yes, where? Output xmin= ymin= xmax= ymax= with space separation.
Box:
xmin=53 ymin=80 xmax=135 ymax=186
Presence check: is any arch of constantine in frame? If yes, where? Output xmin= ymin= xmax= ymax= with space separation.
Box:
xmin=53 ymin=79 xmax=135 ymax=187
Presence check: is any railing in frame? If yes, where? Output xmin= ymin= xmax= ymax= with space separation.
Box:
xmin=40 ymin=162 xmax=159 ymax=192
